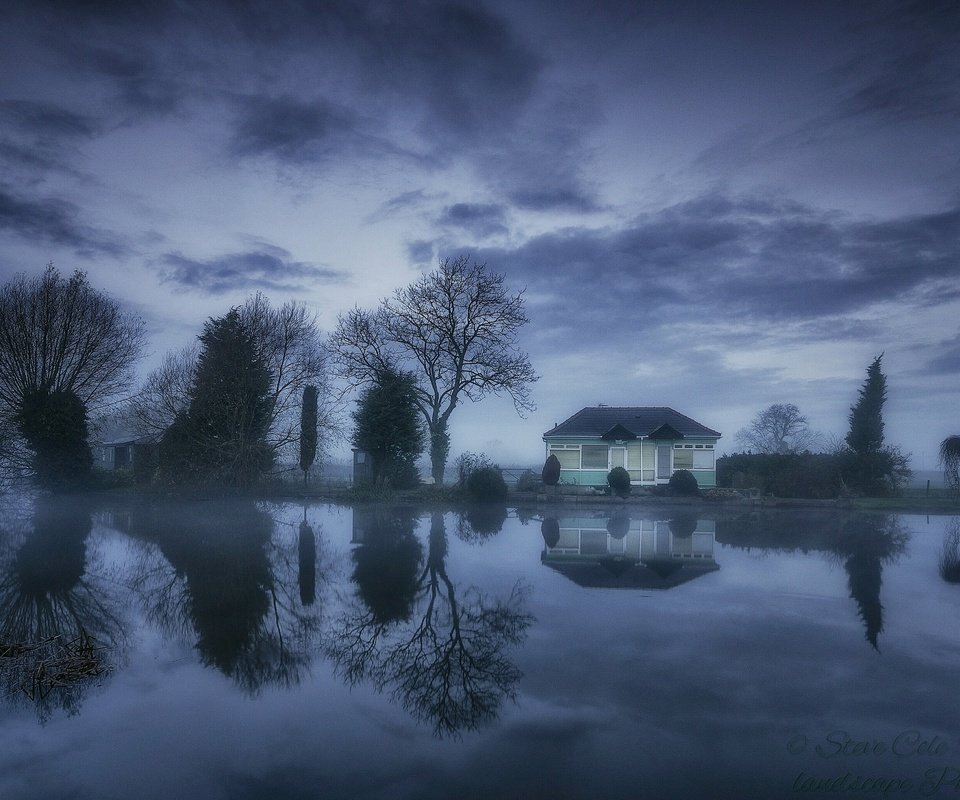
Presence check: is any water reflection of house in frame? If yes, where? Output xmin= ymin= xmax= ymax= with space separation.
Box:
xmin=541 ymin=513 xmax=719 ymax=589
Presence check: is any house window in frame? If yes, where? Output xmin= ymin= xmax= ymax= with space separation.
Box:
xmin=674 ymin=443 xmax=715 ymax=470
xmin=693 ymin=449 xmax=715 ymax=470
xmin=549 ymin=447 xmax=580 ymax=469
xmin=581 ymin=445 xmax=608 ymax=469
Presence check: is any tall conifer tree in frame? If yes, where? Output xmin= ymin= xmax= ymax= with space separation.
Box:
xmin=846 ymin=354 xmax=887 ymax=454
xmin=351 ymin=367 xmax=425 ymax=488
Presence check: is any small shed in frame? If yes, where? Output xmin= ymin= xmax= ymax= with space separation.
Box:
xmin=97 ymin=436 xmax=160 ymax=483
xmin=100 ymin=438 xmax=137 ymax=470
xmin=352 ymin=449 xmax=373 ymax=486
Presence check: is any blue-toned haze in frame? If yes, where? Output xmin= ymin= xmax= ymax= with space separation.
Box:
xmin=1 ymin=0 xmax=958 ymax=467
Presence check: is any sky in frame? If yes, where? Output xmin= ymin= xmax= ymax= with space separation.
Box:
xmin=1 ymin=0 xmax=958 ymax=470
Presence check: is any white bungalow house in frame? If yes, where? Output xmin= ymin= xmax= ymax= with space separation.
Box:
xmin=542 ymin=406 xmax=721 ymax=488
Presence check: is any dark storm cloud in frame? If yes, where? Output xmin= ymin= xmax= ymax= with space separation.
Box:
xmin=0 ymin=100 xmax=98 ymax=139
xmin=484 ymin=90 xmax=603 ymax=214
xmin=333 ymin=1 xmax=543 ymax=145
xmin=0 ymin=100 xmax=100 ymax=177
xmin=366 ymin=190 xmax=435 ymax=223
xmin=0 ymin=187 xmax=126 ymax=256
xmin=406 ymin=240 xmax=436 ymax=265
xmin=229 ymin=95 xmax=358 ymax=164
xmin=508 ymin=188 xmax=600 ymax=214
xmin=916 ymin=333 xmax=960 ymax=376
xmin=81 ymin=47 xmax=184 ymax=117
xmin=470 ymin=192 xmax=960 ymax=341
xmin=437 ymin=203 xmax=508 ymax=238
xmin=160 ymin=248 xmax=349 ymax=293
xmin=836 ymin=1 xmax=960 ymax=122
xmin=9 ymin=0 xmax=597 ymax=210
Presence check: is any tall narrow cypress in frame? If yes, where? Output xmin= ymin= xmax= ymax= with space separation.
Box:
xmin=299 ymin=384 xmax=318 ymax=486
xmin=846 ymin=354 xmax=887 ymax=455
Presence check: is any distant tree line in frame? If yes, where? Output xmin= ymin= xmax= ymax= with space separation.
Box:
xmin=719 ymin=355 xmax=912 ymax=498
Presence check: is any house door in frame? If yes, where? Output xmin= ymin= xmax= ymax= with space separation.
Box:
xmin=656 ymin=445 xmax=672 ymax=480
xmin=609 ymin=447 xmax=626 ymax=470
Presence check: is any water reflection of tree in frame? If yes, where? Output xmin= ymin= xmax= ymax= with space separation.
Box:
xmin=939 ymin=518 xmax=960 ymax=584
xmin=329 ymin=511 xmax=532 ymax=737
xmin=455 ymin=503 xmax=508 ymax=542
xmin=834 ymin=514 xmax=908 ymax=651
xmin=715 ymin=511 xmax=907 ymax=650
xmin=122 ymin=500 xmax=324 ymax=693
xmin=0 ymin=497 xmax=126 ymax=721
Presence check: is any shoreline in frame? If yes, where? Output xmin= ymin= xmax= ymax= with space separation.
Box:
xmin=7 ymin=483 xmax=959 ymax=516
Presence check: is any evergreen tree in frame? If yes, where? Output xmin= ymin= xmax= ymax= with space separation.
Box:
xmin=841 ymin=353 xmax=910 ymax=496
xmin=299 ymin=385 xmax=318 ymax=485
xmin=160 ymin=309 xmax=275 ymax=487
xmin=846 ymin=354 xmax=887 ymax=454
xmin=351 ymin=367 xmax=425 ymax=488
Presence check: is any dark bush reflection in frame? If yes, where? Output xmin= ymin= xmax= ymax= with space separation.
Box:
xmin=0 ymin=497 xmax=126 ymax=720
xmin=120 ymin=500 xmax=324 ymax=693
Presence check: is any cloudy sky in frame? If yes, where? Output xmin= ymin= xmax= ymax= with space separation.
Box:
xmin=1 ymin=0 xmax=958 ymax=469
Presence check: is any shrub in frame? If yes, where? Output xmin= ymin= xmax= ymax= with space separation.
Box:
xmin=717 ymin=452 xmax=843 ymax=499
xmin=541 ymin=454 xmax=561 ymax=486
xmin=461 ymin=504 xmax=508 ymax=539
xmin=606 ymin=510 xmax=630 ymax=538
xmin=607 ymin=466 xmax=631 ymax=497
xmin=465 ymin=465 xmax=508 ymax=502
xmin=668 ymin=469 xmax=699 ymax=496
xmin=454 ymin=451 xmax=494 ymax=487
xmin=541 ymin=517 xmax=560 ymax=547
xmin=516 ymin=469 xmax=539 ymax=492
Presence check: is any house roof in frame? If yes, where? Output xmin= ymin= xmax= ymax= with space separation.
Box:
xmin=541 ymin=555 xmax=720 ymax=590
xmin=543 ymin=407 xmax=721 ymax=439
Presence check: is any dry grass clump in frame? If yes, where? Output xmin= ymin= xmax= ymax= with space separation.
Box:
xmin=1 ymin=628 xmax=111 ymax=701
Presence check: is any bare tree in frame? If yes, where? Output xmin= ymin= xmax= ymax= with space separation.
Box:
xmin=131 ymin=293 xmax=336 ymax=468
xmin=735 ymin=403 xmax=823 ymax=454
xmin=327 ymin=512 xmax=531 ymax=737
xmin=241 ymin=293 xmax=335 ymax=459
xmin=0 ymin=265 xmax=144 ymax=484
xmin=130 ymin=344 xmax=198 ymax=442
xmin=331 ymin=256 xmax=538 ymax=482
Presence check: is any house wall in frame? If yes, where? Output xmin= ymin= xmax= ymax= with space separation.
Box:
xmin=544 ymin=436 xmax=718 ymax=488
xmin=548 ymin=516 xmax=716 ymax=560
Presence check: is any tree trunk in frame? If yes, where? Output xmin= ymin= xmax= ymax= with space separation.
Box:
xmin=430 ymin=422 xmax=450 ymax=484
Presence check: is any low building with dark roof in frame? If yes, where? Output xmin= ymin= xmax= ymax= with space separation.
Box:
xmin=542 ymin=406 xmax=721 ymax=488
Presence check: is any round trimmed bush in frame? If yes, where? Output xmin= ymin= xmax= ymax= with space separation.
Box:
xmin=607 ymin=466 xmax=631 ymax=497
xmin=668 ymin=469 xmax=700 ymax=496
xmin=541 ymin=517 xmax=560 ymax=548
xmin=465 ymin=465 xmax=508 ymax=502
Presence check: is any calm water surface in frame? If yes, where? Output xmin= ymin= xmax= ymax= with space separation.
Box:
xmin=1 ymin=496 xmax=959 ymax=800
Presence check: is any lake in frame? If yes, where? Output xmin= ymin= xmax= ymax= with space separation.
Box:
xmin=1 ymin=495 xmax=959 ymax=800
